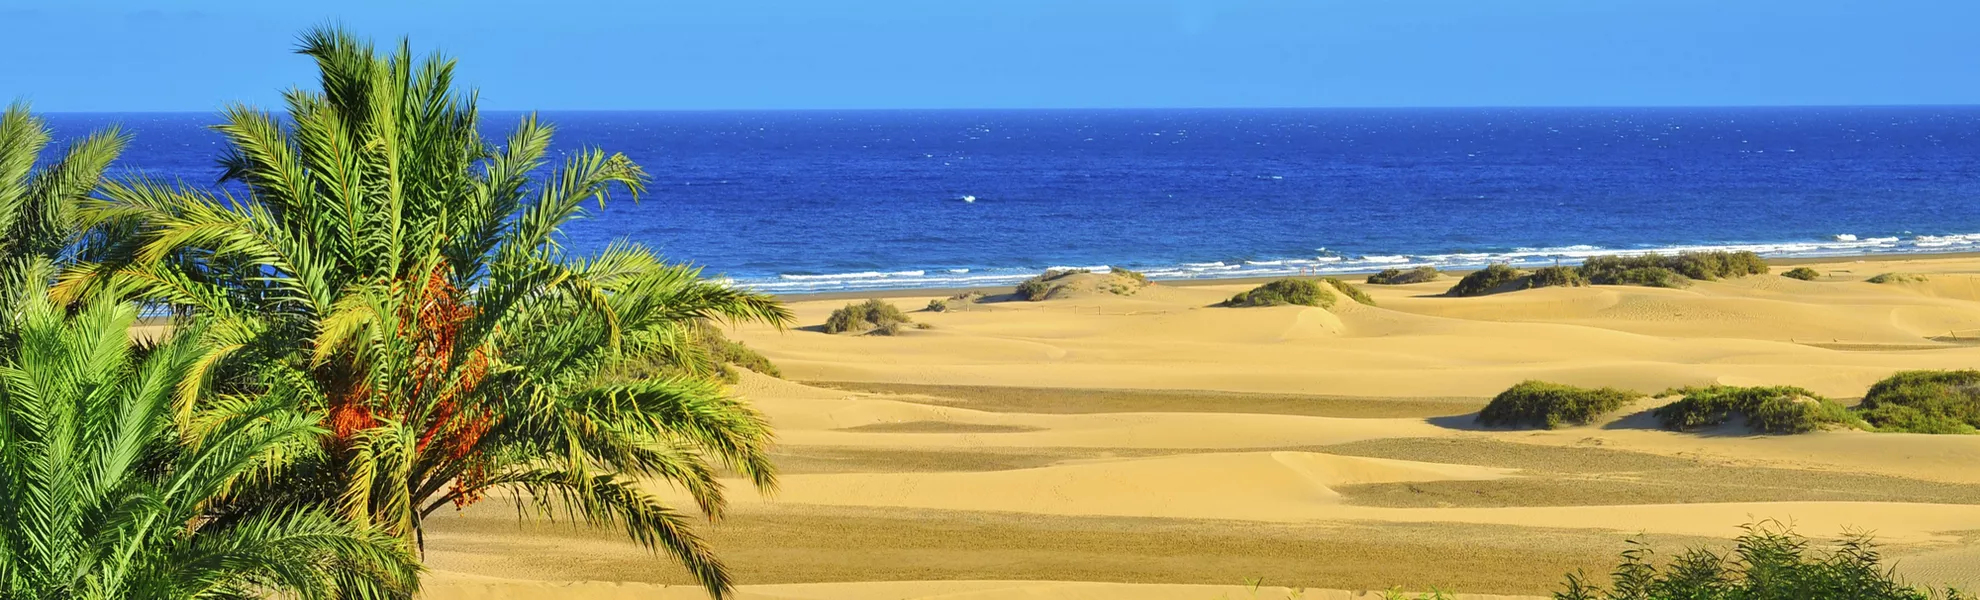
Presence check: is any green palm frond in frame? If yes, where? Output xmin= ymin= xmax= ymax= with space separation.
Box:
xmin=0 ymin=282 xmax=419 ymax=600
xmin=477 ymin=468 xmax=730 ymax=599
xmin=67 ymin=26 xmax=791 ymax=598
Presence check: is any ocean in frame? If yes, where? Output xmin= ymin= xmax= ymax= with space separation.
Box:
xmin=44 ymin=107 xmax=1980 ymax=294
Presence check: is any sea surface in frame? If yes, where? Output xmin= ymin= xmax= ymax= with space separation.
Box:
xmin=44 ymin=107 xmax=1980 ymax=293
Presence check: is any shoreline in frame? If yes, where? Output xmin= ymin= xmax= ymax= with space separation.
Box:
xmin=769 ymin=249 xmax=1980 ymax=302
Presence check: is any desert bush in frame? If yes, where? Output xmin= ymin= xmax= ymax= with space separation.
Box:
xmin=708 ymin=333 xmax=781 ymax=380
xmin=602 ymin=321 xmax=783 ymax=383
xmin=824 ymin=298 xmax=913 ymax=334
xmin=1108 ymin=267 xmax=1149 ymax=285
xmin=1654 ymin=385 xmax=1861 ymax=434
xmin=1867 ymin=272 xmax=1927 ymax=284
xmin=1856 ymin=370 xmax=1980 ymax=434
xmin=1608 ymin=265 xmax=1688 ymax=288
xmin=1224 ymin=278 xmax=1335 ymax=308
xmin=1323 ymin=277 xmax=1376 ymax=306
xmin=1781 ymin=266 xmax=1822 ymax=281
xmin=1673 ymin=250 xmax=1768 ymax=280
xmin=1554 ymin=524 xmax=1964 ymax=600
xmin=1367 ymin=266 xmax=1440 ymax=285
xmin=1578 ymin=251 xmax=1766 ymax=287
xmin=1527 ymin=266 xmax=1588 ymax=288
xmin=1476 ymin=380 xmax=1639 ymax=429
xmin=927 ymin=291 xmax=985 ymax=312
xmin=1015 ymin=270 xmax=1083 ymax=301
xmin=1445 ymin=264 xmax=1526 ymax=297
xmin=1016 ymin=268 xmax=1146 ymax=300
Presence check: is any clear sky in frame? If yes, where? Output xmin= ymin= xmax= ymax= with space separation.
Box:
xmin=4 ymin=0 xmax=1977 ymax=112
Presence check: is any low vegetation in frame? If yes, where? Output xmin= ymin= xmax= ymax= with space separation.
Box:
xmin=1476 ymin=380 xmax=1640 ymax=429
xmin=1654 ymin=385 xmax=1861 ymax=434
xmin=1867 ymin=272 xmax=1927 ymax=284
xmin=1015 ymin=268 xmax=1148 ymax=301
xmin=1449 ymin=251 xmax=1769 ymax=296
xmin=1527 ymin=265 xmax=1588 ymax=288
xmin=1323 ymin=277 xmax=1376 ymax=306
xmin=1445 ymin=264 xmax=1527 ymax=296
xmin=927 ymin=291 xmax=985 ymax=312
xmin=824 ymin=298 xmax=914 ymax=335
xmin=1366 ymin=266 xmax=1440 ymax=285
xmin=1109 ymin=267 xmax=1149 ymax=285
xmin=1223 ymin=278 xmax=1335 ymax=308
xmin=1556 ymin=524 xmax=1965 ymax=600
xmin=1781 ymin=266 xmax=1822 ymax=280
xmin=605 ymin=322 xmax=783 ymax=383
xmin=1856 ymin=370 xmax=1980 ymax=434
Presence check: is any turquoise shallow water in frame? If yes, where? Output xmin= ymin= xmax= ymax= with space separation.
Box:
xmin=47 ymin=106 xmax=1980 ymax=292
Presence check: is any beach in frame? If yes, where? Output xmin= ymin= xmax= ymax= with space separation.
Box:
xmin=421 ymin=254 xmax=1980 ymax=599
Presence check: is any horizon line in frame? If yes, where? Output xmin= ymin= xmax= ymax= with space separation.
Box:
xmin=27 ymin=102 xmax=1980 ymax=115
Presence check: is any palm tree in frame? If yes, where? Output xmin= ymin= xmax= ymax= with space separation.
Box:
xmin=0 ymin=268 xmax=420 ymax=600
xmin=61 ymin=27 xmax=791 ymax=597
xmin=0 ymin=103 xmax=127 ymax=322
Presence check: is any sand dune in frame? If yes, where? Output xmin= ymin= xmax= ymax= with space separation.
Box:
xmin=431 ymin=256 xmax=1980 ymax=598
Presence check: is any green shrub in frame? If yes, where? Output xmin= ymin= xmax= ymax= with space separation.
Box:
xmin=1867 ymin=272 xmax=1926 ymax=284
xmin=1322 ymin=277 xmax=1376 ymax=306
xmin=1856 ymin=370 xmax=1980 ymax=434
xmin=1555 ymin=524 xmax=1965 ymax=600
xmin=1610 ymin=266 xmax=1689 ymax=288
xmin=1578 ymin=251 xmax=1766 ymax=287
xmin=926 ymin=291 xmax=984 ymax=312
xmin=1672 ymin=250 xmax=1768 ymax=280
xmin=824 ymin=298 xmax=913 ymax=334
xmin=603 ymin=321 xmax=780 ymax=383
xmin=1445 ymin=264 xmax=1526 ymax=297
xmin=1016 ymin=268 xmax=1146 ymax=300
xmin=1108 ymin=267 xmax=1148 ymax=285
xmin=1476 ymin=381 xmax=1639 ymax=429
xmin=1781 ymin=266 xmax=1822 ymax=281
xmin=1527 ymin=266 xmax=1588 ymax=289
xmin=1366 ymin=266 xmax=1440 ymax=285
xmin=1654 ymin=385 xmax=1861 ymax=434
xmin=1224 ymin=278 xmax=1335 ymax=308
xmin=1016 ymin=270 xmax=1085 ymax=301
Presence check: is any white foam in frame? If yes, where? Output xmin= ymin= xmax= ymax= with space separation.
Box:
xmin=733 ymin=231 xmax=1980 ymax=294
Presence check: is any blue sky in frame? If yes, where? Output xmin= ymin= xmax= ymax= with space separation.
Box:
xmin=3 ymin=0 xmax=1977 ymax=111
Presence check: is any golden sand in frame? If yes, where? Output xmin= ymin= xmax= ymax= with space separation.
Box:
xmin=423 ymin=255 xmax=1980 ymax=598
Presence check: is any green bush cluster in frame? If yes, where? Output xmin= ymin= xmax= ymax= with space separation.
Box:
xmin=1322 ymin=277 xmax=1376 ymax=306
xmin=1867 ymin=272 xmax=1927 ymax=284
xmin=1781 ymin=266 xmax=1822 ymax=281
xmin=1449 ymin=251 xmax=1770 ymax=296
xmin=1476 ymin=380 xmax=1640 ymax=429
xmin=1581 ymin=251 xmax=1766 ymax=286
xmin=1857 ymin=370 xmax=1980 ymax=434
xmin=1445 ymin=264 xmax=1587 ymax=297
xmin=1654 ymin=385 xmax=1861 ymax=434
xmin=1556 ymin=524 xmax=1965 ymax=600
xmin=1366 ymin=266 xmax=1440 ymax=285
xmin=824 ymin=298 xmax=914 ymax=335
xmin=1527 ymin=265 xmax=1588 ymax=288
xmin=926 ymin=291 xmax=985 ymax=312
xmin=1015 ymin=268 xmax=1147 ymax=300
xmin=1108 ymin=267 xmax=1149 ymax=285
xmin=1224 ymin=278 xmax=1335 ymax=308
xmin=1445 ymin=264 xmax=1527 ymax=297
xmin=1016 ymin=269 xmax=1086 ymax=301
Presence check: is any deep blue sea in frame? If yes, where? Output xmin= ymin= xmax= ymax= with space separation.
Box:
xmin=45 ymin=107 xmax=1980 ymax=293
